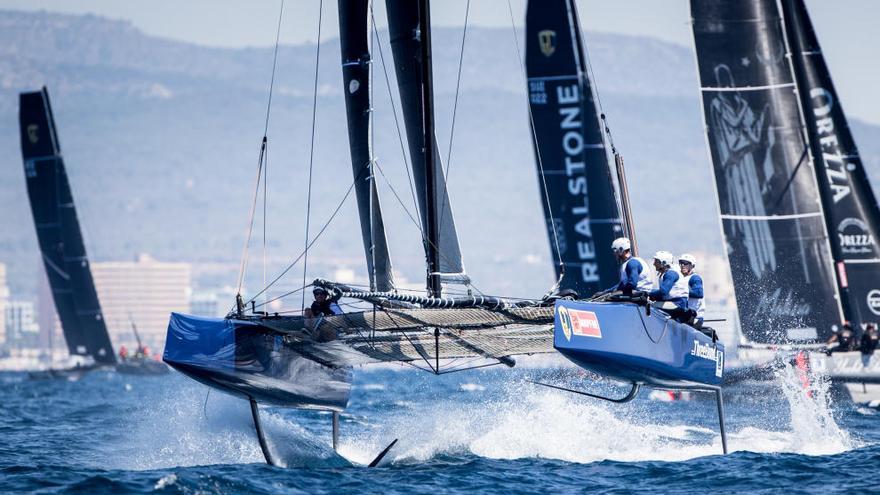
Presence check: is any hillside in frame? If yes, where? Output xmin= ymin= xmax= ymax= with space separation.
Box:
xmin=1 ymin=9 xmax=878 ymax=299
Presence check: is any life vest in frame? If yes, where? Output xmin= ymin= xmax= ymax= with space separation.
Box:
xmin=620 ymin=257 xmax=653 ymax=291
xmin=683 ymin=273 xmax=705 ymax=319
xmin=667 ymin=270 xmax=690 ymax=300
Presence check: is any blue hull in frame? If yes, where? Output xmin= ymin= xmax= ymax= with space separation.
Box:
xmin=163 ymin=313 xmax=352 ymax=411
xmin=554 ymin=300 xmax=724 ymax=389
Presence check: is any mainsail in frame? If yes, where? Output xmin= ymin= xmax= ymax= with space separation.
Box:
xmin=525 ymin=0 xmax=624 ymax=296
xmin=690 ymin=0 xmax=842 ymax=344
xmin=385 ymin=0 xmax=467 ymax=293
xmin=338 ymin=0 xmax=394 ymax=291
xmin=19 ymin=88 xmax=116 ymax=363
xmin=781 ymin=0 xmax=880 ymax=327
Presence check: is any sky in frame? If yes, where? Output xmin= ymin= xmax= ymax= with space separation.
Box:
xmin=3 ymin=0 xmax=879 ymax=124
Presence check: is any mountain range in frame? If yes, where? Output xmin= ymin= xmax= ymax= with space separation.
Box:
xmin=1 ymin=9 xmax=878 ymax=301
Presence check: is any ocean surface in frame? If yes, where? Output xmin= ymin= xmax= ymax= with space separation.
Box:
xmin=1 ymin=360 xmax=878 ymax=494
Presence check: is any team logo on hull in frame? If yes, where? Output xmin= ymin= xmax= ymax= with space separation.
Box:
xmin=538 ymin=30 xmax=556 ymax=57
xmin=691 ymin=340 xmax=724 ymax=378
xmin=556 ymin=305 xmax=601 ymax=339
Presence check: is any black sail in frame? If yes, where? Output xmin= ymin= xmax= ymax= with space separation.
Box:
xmin=690 ymin=0 xmax=842 ymax=344
xmin=338 ymin=0 xmax=394 ymax=292
xmin=385 ymin=0 xmax=467 ymax=283
xmin=781 ymin=0 xmax=880 ymax=326
xmin=525 ymin=0 xmax=623 ymax=296
xmin=19 ymin=88 xmax=116 ymax=364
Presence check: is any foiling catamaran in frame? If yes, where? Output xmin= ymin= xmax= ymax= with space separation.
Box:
xmin=163 ymin=0 xmax=728 ymax=466
xmin=689 ymin=0 xmax=880 ymax=393
xmin=19 ymin=88 xmax=168 ymax=378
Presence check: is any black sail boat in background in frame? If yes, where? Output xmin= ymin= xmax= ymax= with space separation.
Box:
xmin=19 ymin=88 xmax=116 ymax=371
xmin=781 ymin=0 xmax=880 ymax=329
xmin=525 ymin=0 xmax=624 ymax=297
xmin=19 ymin=87 xmax=168 ymax=377
xmin=690 ymin=0 xmax=843 ymax=346
xmin=691 ymin=0 xmax=880 ymax=385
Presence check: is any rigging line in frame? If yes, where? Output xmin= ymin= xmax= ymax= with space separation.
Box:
xmin=263 ymin=139 xmax=269 ymax=308
xmin=438 ymin=0 xmax=471 ymax=242
xmin=246 ymin=178 xmax=357 ymax=306
xmin=370 ymin=4 xmax=421 ymax=229
xmin=263 ymin=0 xmax=286 ymax=137
xmin=236 ymin=146 xmax=265 ymax=294
xmin=253 ymin=284 xmax=308 ymax=310
xmin=301 ymin=0 xmax=325 ymax=314
xmin=372 ymin=160 xmax=487 ymax=297
xmin=369 ymin=0 xmax=378 ymax=292
xmin=505 ymin=0 xmax=565 ymax=287
xmin=236 ymin=0 xmax=286 ymax=295
xmin=574 ymin=1 xmax=614 ymax=151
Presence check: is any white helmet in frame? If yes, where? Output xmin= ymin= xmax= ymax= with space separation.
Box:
xmin=678 ymin=253 xmax=697 ymax=268
xmin=611 ymin=237 xmax=631 ymax=253
xmin=653 ymin=250 xmax=675 ymax=268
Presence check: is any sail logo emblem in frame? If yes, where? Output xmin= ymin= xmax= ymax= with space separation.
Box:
xmin=27 ymin=124 xmax=39 ymax=144
xmin=867 ymin=290 xmax=880 ymax=316
xmin=838 ymin=218 xmax=875 ymax=255
xmin=557 ymin=305 xmax=601 ymax=339
xmin=538 ymin=30 xmax=556 ymax=57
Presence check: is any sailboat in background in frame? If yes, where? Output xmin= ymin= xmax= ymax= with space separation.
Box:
xmin=19 ymin=87 xmax=167 ymax=378
xmin=690 ymin=0 xmax=880 ymax=391
xmin=19 ymin=88 xmax=116 ymax=378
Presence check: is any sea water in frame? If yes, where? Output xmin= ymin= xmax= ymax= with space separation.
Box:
xmin=0 ymin=360 xmax=877 ymax=494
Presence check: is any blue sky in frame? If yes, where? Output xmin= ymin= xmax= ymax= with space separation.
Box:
xmin=3 ymin=0 xmax=878 ymax=124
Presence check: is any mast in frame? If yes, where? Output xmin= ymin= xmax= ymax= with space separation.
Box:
xmin=418 ymin=0 xmax=441 ymax=297
xmin=338 ymin=0 xmax=395 ymax=292
xmin=689 ymin=0 xmax=842 ymax=344
xmin=780 ymin=0 xmax=880 ymax=327
xmin=386 ymin=0 xmax=468 ymax=297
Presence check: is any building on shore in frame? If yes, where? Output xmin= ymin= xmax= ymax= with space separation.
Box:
xmin=0 ymin=263 xmax=8 ymax=347
xmin=39 ymin=254 xmax=191 ymax=354
xmin=4 ymin=300 xmax=40 ymax=349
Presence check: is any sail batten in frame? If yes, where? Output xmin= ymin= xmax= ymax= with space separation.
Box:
xmin=19 ymin=88 xmax=116 ymax=364
xmin=690 ymin=0 xmax=842 ymax=344
xmin=781 ymin=0 xmax=880 ymax=326
xmin=525 ymin=0 xmax=623 ymax=297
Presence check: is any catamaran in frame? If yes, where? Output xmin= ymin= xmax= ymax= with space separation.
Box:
xmin=163 ymin=0 xmax=729 ymax=466
xmin=689 ymin=0 xmax=880 ymax=395
xmin=19 ymin=87 xmax=168 ymax=378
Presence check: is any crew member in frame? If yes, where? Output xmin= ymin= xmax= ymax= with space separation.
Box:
xmin=596 ymin=237 xmax=652 ymax=297
xmin=306 ymin=286 xmax=344 ymax=318
xmin=859 ymin=323 xmax=879 ymax=365
xmin=679 ymin=253 xmax=705 ymax=328
xmin=825 ymin=323 xmax=856 ymax=355
xmin=649 ymin=250 xmax=689 ymax=320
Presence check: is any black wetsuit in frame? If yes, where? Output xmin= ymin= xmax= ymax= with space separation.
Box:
xmin=860 ymin=327 xmax=879 ymax=355
xmin=311 ymin=298 xmax=342 ymax=317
